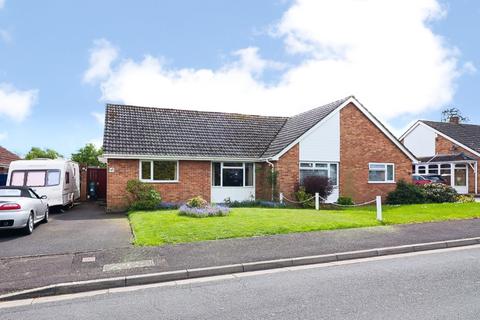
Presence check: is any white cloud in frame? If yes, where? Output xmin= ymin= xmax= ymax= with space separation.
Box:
xmin=91 ymin=112 xmax=105 ymax=126
xmin=0 ymin=0 xmax=5 ymax=10
xmin=88 ymin=137 xmax=103 ymax=149
xmin=87 ymin=0 xmax=466 ymax=123
xmin=0 ymin=132 xmax=7 ymax=141
xmin=0 ymin=83 xmax=38 ymax=121
xmin=83 ymin=39 xmax=118 ymax=84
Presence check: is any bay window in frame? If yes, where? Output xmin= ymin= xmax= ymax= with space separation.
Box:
xmin=212 ymin=162 xmax=254 ymax=187
xmin=299 ymin=162 xmax=338 ymax=186
xmin=368 ymin=163 xmax=395 ymax=183
xmin=140 ymin=160 xmax=178 ymax=182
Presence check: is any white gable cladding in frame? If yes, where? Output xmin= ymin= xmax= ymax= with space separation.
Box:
xmin=299 ymin=111 xmax=340 ymax=162
xmin=403 ymin=124 xmax=436 ymax=157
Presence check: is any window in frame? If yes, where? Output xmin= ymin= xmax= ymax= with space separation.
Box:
xmin=428 ymin=164 xmax=439 ymax=174
xmin=417 ymin=165 xmax=426 ymax=174
xmin=26 ymin=171 xmax=46 ymax=187
xmin=368 ymin=163 xmax=395 ymax=183
xmin=299 ymin=162 xmax=338 ymax=186
xmin=47 ymin=170 xmax=61 ymax=186
xmin=140 ymin=160 xmax=178 ymax=182
xmin=10 ymin=171 xmax=25 ymax=186
xmin=211 ymin=162 xmax=254 ymax=187
xmin=65 ymin=172 xmax=70 ymax=185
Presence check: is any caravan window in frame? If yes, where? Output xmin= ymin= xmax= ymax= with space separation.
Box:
xmin=47 ymin=170 xmax=61 ymax=186
xmin=26 ymin=171 xmax=46 ymax=187
xmin=10 ymin=170 xmax=61 ymax=187
xmin=10 ymin=171 xmax=25 ymax=186
xmin=65 ymin=172 xmax=70 ymax=184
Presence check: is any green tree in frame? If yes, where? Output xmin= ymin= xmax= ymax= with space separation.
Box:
xmin=25 ymin=147 xmax=62 ymax=160
xmin=71 ymin=143 xmax=105 ymax=167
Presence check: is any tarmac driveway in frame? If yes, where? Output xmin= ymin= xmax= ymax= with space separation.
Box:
xmin=0 ymin=202 xmax=132 ymax=258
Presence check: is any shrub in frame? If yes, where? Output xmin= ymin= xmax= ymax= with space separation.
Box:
xmin=126 ymin=180 xmax=162 ymax=210
xmin=186 ymin=196 xmax=208 ymax=208
xmin=223 ymin=199 xmax=286 ymax=208
xmin=422 ymin=183 xmax=458 ymax=203
xmin=178 ymin=204 xmax=230 ymax=218
xmin=301 ymin=176 xmax=333 ymax=200
xmin=457 ymin=195 xmax=475 ymax=203
xmin=337 ymin=196 xmax=354 ymax=206
xmin=386 ymin=180 xmax=425 ymax=204
xmin=294 ymin=186 xmax=315 ymax=208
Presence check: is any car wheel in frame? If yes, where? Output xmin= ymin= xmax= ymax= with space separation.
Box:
xmin=43 ymin=206 xmax=49 ymax=223
xmin=24 ymin=212 xmax=34 ymax=235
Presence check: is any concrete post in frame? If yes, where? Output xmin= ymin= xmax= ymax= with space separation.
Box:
xmin=315 ymin=193 xmax=320 ymax=210
xmin=376 ymin=196 xmax=382 ymax=221
xmin=279 ymin=193 xmax=284 ymax=204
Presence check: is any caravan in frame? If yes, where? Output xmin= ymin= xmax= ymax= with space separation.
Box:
xmin=7 ymin=159 xmax=80 ymax=208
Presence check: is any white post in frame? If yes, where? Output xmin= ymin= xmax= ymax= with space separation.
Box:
xmin=279 ymin=192 xmax=284 ymax=204
xmin=475 ymin=162 xmax=478 ymax=195
xmin=315 ymin=193 xmax=320 ymax=210
xmin=376 ymin=196 xmax=382 ymax=221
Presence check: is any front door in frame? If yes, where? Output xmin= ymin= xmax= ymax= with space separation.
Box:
xmin=453 ymin=164 xmax=468 ymax=194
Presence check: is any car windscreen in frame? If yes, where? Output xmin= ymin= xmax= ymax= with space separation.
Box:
xmin=0 ymin=189 xmax=22 ymax=197
xmin=10 ymin=170 xmax=61 ymax=187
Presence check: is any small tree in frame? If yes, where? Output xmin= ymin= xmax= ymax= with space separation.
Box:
xmin=301 ymin=176 xmax=333 ymax=201
xmin=71 ymin=143 xmax=105 ymax=167
xmin=25 ymin=147 xmax=62 ymax=160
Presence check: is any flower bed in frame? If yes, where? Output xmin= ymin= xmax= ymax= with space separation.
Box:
xmin=178 ymin=204 xmax=230 ymax=218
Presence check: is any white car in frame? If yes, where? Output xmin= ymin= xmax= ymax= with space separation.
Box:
xmin=0 ymin=186 xmax=49 ymax=235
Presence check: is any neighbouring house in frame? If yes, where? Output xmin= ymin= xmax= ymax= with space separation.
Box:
xmin=401 ymin=116 xmax=480 ymax=195
xmin=103 ymin=96 xmax=417 ymax=212
xmin=0 ymin=146 xmax=20 ymax=174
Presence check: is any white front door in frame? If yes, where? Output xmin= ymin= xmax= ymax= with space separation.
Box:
xmin=453 ymin=164 xmax=468 ymax=194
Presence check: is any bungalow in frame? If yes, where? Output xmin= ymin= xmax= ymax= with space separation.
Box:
xmin=103 ymin=96 xmax=417 ymax=212
xmin=0 ymin=146 xmax=20 ymax=174
xmin=401 ymin=117 xmax=480 ymax=195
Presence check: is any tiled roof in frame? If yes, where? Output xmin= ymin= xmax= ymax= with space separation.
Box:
xmin=103 ymin=97 xmax=351 ymax=159
xmin=422 ymin=120 xmax=480 ymax=155
xmin=0 ymin=146 xmax=20 ymax=166
xmin=417 ymin=153 xmax=476 ymax=163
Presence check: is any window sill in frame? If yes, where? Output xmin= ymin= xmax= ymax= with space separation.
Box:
xmin=140 ymin=180 xmax=179 ymax=184
xmin=212 ymin=186 xmax=255 ymax=188
xmin=368 ymin=181 xmax=396 ymax=184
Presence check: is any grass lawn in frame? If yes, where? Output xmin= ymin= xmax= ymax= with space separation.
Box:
xmin=129 ymin=203 xmax=480 ymax=246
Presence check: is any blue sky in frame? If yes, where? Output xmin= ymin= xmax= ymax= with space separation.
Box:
xmin=0 ymin=0 xmax=478 ymax=157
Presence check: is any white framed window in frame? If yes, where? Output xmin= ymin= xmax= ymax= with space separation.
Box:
xmin=212 ymin=162 xmax=254 ymax=187
xmin=139 ymin=160 xmax=178 ymax=182
xmin=299 ymin=162 xmax=338 ymax=186
xmin=368 ymin=163 xmax=395 ymax=183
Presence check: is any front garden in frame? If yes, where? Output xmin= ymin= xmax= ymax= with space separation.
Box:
xmin=126 ymin=178 xmax=480 ymax=246
xmin=129 ymin=203 xmax=480 ymax=246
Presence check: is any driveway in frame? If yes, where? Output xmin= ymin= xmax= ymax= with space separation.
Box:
xmin=0 ymin=202 xmax=132 ymax=258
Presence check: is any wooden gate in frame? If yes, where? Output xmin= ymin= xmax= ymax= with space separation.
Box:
xmin=87 ymin=167 xmax=107 ymax=200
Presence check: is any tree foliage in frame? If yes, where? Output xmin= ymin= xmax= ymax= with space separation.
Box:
xmin=25 ymin=147 xmax=62 ymax=160
xmin=71 ymin=143 xmax=105 ymax=167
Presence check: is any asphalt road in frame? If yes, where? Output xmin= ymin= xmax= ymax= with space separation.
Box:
xmin=0 ymin=202 xmax=132 ymax=257
xmin=3 ymin=246 xmax=480 ymax=319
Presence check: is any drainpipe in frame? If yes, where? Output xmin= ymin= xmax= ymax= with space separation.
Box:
xmin=266 ymin=159 xmax=275 ymax=201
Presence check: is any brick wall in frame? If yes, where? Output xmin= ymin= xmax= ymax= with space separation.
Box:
xmin=255 ymin=161 xmax=273 ymax=201
xmin=107 ymin=159 xmax=211 ymax=212
xmin=339 ymin=103 xmax=413 ymax=203
xmin=276 ymin=144 xmax=299 ymax=201
xmin=435 ymin=135 xmax=478 ymax=194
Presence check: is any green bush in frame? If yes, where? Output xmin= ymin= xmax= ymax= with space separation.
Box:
xmin=294 ymin=186 xmax=315 ymax=208
xmin=126 ymin=180 xmax=162 ymax=210
xmin=386 ymin=180 xmax=425 ymax=204
xmin=422 ymin=183 xmax=458 ymax=203
xmin=337 ymin=196 xmax=354 ymax=206
xmin=186 ymin=196 xmax=208 ymax=208
xmin=457 ymin=194 xmax=475 ymax=203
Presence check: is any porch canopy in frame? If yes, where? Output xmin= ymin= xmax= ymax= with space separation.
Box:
xmin=414 ymin=153 xmax=478 ymax=194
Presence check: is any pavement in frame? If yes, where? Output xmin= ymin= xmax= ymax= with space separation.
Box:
xmin=3 ymin=244 xmax=480 ymax=319
xmin=2 ymin=215 xmax=480 ymax=296
xmin=0 ymin=202 xmax=132 ymax=258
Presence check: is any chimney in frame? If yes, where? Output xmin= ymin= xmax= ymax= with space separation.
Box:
xmin=449 ymin=116 xmax=460 ymax=124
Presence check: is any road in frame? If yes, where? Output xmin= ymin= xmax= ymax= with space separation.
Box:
xmin=2 ymin=246 xmax=480 ymax=319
